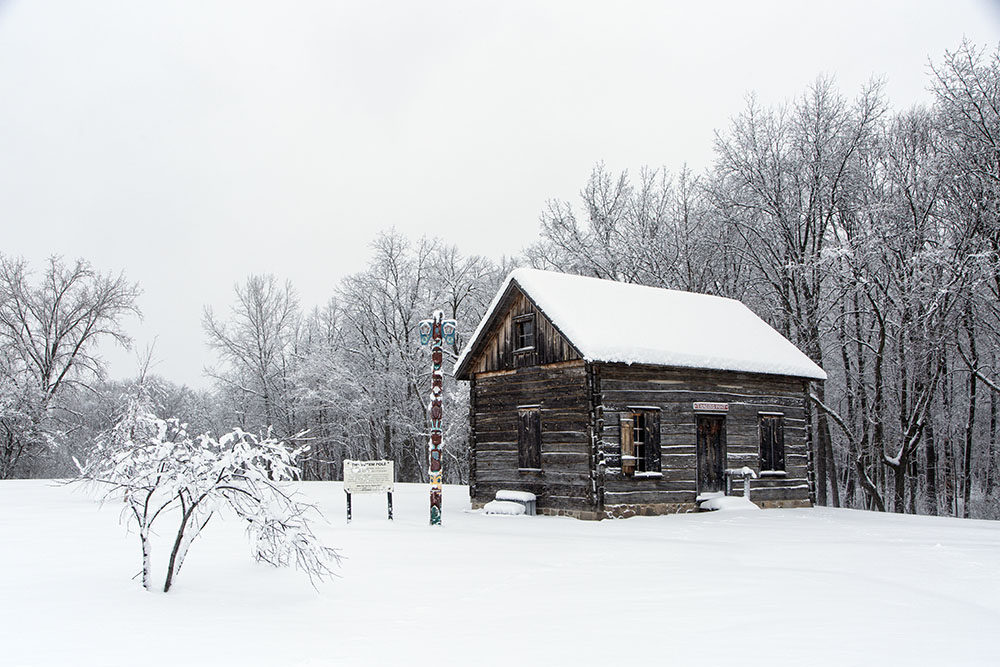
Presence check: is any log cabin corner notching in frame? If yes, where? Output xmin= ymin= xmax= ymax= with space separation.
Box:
xmin=454 ymin=268 xmax=827 ymax=520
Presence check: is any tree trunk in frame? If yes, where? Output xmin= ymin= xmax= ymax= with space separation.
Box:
xmin=925 ymin=420 xmax=939 ymax=515
xmin=173 ymin=513 xmax=212 ymax=579
xmin=129 ymin=501 xmax=153 ymax=591
xmin=988 ymin=384 xmax=997 ymax=498
xmin=944 ymin=438 xmax=957 ymax=516
xmin=892 ymin=459 xmax=906 ymax=514
xmin=871 ymin=303 xmax=887 ymax=510
xmin=813 ymin=375 xmax=828 ymax=506
xmin=942 ymin=364 xmax=956 ymax=516
xmin=825 ymin=419 xmax=841 ymax=508
xmin=164 ymin=506 xmax=195 ymax=593
xmin=964 ymin=376 xmax=976 ymax=519
xmin=805 ymin=390 xmax=818 ymax=505
xmin=963 ymin=306 xmax=978 ymax=518
xmin=140 ymin=524 xmax=151 ymax=591
xmin=839 ymin=291 xmax=858 ymax=505
xmin=815 ymin=413 xmax=828 ymax=506
xmin=852 ymin=291 xmax=872 ymax=508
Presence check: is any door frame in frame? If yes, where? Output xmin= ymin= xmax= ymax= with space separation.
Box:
xmin=696 ymin=414 xmax=727 ymax=493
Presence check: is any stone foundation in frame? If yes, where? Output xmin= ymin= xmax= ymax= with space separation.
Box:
xmin=471 ymin=500 xmax=601 ymax=520
xmin=753 ymin=498 xmax=812 ymax=509
xmin=603 ymin=502 xmax=698 ymax=519
xmin=537 ymin=507 xmax=602 ymax=521
xmin=472 ymin=497 xmax=810 ymax=519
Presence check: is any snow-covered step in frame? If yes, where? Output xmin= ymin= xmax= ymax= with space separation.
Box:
xmin=695 ymin=491 xmax=725 ymax=512
xmin=494 ymin=490 xmax=537 ymax=516
xmin=483 ymin=500 xmax=526 ymax=516
xmin=698 ymin=495 xmax=760 ymax=512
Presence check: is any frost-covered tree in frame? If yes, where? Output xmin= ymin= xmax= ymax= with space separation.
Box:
xmin=0 ymin=366 xmax=45 ymax=479
xmin=203 ymin=274 xmax=301 ymax=438
xmin=0 ymin=255 xmax=140 ymax=477
xmin=525 ymin=48 xmax=1000 ymax=517
xmin=526 ymin=164 xmax=740 ymax=295
xmin=80 ymin=385 xmax=339 ymax=592
xmin=201 ymin=231 xmax=503 ymax=485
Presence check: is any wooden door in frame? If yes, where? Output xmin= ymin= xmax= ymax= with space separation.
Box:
xmin=696 ymin=415 xmax=727 ymax=493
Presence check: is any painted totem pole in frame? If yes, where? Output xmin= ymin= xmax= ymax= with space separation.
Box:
xmin=419 ymin=310 xmax=457 ymax=525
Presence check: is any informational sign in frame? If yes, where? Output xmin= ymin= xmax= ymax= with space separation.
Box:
xmin=693 ymin=402 xmax=729 ymax=412
xmin=344 ymin=460 xmax=394 ymax=494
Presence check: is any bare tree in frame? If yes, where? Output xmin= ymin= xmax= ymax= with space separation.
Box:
xmin=203 ymin=275 xmax=301 ymax=438
xmin=0 ymin=255 xmax=139 ymax=477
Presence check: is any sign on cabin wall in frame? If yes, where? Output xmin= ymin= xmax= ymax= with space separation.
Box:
xmin=693 ymin=402 xmax=729 ymax=412
xmin=344 ymin=460 xmax=395 ymax=494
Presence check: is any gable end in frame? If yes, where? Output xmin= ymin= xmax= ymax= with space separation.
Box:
xmin=455 ymin=281 xmax=582 ymax=379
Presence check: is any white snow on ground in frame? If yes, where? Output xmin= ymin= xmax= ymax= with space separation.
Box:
xmin=456 ymin=268 xmax=827 ymax=379
xmin=2 ymin=480 xmax=998 ymax=666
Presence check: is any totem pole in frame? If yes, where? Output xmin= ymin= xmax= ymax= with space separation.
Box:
xmin=419 ymin=310 xmax=457 ymax=525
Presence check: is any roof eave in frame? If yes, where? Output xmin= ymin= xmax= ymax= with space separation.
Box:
xmin=587 ymin=358 xmax=827 ymax=382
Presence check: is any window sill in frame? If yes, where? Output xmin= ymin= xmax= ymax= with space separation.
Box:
xmin=513 ymin=347 xmax=535 ymax=354
xmin=631 ymin=472 xmax=663 ymax=479
xmin=760 ymin=470 xmax=787 ymax=478
xmin=518 ymin=468 xmax=543 ymax=474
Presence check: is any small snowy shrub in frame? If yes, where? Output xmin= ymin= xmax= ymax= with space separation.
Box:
xmin=78 ymin=394 xmax=339 ymax=592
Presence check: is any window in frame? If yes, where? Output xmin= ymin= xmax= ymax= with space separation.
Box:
xmin=633 ymin=412 xmax=646 ymax=471
xmin=513 ymin=314 xmax=535 ymax=351
xmin=517 ymin=407 xmax=541 ymax=470
xmin=620 ymin=408 xmax=661 ymax=476
xmin=759 ymin=414 xmax=785 ymax=472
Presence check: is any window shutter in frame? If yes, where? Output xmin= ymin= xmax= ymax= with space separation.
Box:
xmin=759 ymin=417 xmax=773 ymax=470
xmin=518 ymin=411 xmax=529 ymax=468
xmin=529 ymin=410 xmax=541 ymax=468
xmin=645 ymin=410 xmax=661 ymax=472
xmin=620 ymin=416 xmax=635 ymax=476
xmin=519 ymin=409 xmax=541 ymax=469
xmin=774 ymin=417 xmax=785 ymax=471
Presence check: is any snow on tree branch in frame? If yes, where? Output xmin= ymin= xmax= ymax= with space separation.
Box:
xmin=77 ymin=385 xmax=339 ymax=592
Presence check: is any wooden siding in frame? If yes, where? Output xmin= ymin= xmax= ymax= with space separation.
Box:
xmin=468 ymin=287 xmax=581 ymax=375
xmin=596 ymin=363 xmax=812 ymax=511
xmin=470 ymin=361 xmax=593 ymax=513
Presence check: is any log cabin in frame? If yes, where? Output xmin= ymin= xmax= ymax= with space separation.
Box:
xmin=454 ymin=269 xmax=826 ymax=520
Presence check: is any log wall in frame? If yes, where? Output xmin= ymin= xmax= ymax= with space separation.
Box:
xmin=469 ymin=360 xmax=596 ymax=517
xmin=596 ymin=363 xmax=812 ymax=516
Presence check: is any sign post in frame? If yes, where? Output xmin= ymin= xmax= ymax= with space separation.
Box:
xmin=418 ymin=310 xmax=457 ymax=525
xmin=343 ymin=460 xmax=395 ymax=523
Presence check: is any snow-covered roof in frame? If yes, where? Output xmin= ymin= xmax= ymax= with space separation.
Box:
xmin=455 ymin=268 xmax=827 ymax=380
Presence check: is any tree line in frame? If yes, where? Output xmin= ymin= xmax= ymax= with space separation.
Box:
xmin=526 ymin=41 xmax=1000 ymax=518
xmin=2 ymin=41 xmax=998 ymax=519
xmin=0 ymin=235 xmax=510 ymax=485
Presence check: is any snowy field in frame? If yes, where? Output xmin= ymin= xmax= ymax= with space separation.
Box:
xmin=1 ymin=481 xmax=998 ymax=667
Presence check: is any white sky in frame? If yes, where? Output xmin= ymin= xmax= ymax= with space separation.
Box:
xmin=2 ymin=0 xmax=998 ymax=388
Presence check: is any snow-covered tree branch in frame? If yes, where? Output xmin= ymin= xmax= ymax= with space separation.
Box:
xmin=78 ymin=385 xmax=339 ymax=592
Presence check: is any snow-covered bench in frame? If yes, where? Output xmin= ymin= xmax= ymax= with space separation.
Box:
xmin=493 ymin=490 xmax=536 ymax=516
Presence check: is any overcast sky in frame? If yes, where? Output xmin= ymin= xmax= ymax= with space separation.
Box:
xmin=2 ymin=0 xmax=998 ymax=388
